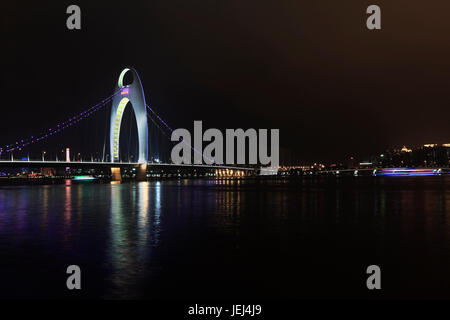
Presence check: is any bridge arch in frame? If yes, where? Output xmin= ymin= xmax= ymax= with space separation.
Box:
xmin=110 ymin=68 xmax=148 ymax=163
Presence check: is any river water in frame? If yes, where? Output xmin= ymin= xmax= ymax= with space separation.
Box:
xmin=0 ymin=177 xmax=449 ymax=299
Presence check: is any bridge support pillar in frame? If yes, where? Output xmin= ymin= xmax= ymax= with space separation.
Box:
xmin=136 ymin=164 xmax=147 ymax=181
xmin=111 ymin=167 xmax=122 ymax=182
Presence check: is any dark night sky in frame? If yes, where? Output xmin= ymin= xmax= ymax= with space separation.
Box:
xmin=2 ymin=0 xmax=450 ymax=163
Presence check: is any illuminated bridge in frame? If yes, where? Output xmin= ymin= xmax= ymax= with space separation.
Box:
xmin=0 ymin=67 xmax=256 ymax=181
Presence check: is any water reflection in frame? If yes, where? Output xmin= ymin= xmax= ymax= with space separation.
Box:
xmin=16 ymin=188 xmax=27 ymax=233
xmin=137 ymin=182 xmax=149 ymax=245
xmin=0 ymin=177 xmax=449 ymax=298
xmin=106 ymin=181 xmax=163 ymax=298
xmin=63 ymin=182 xmax=72 ymax=241
xmin=108 ymin=183 xmax=132 ymax=296
xmin=154 ymin=181 xmax=161 ymax=227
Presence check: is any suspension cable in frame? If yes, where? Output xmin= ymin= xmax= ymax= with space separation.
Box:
xmin=146 ymin=104 xmax=214 ymax=164
xmin=0 ymin=91 xmax=120 ymax=155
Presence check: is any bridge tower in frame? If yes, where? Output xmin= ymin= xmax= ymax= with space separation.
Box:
xmin=110 ymin=67 xmax=148 ymax=164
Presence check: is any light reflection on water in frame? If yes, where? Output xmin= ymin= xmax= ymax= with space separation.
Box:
xmin=105 ymin=182 xmax=163 ymax=298
xmin=0 ymin=177 xmax=449 ymax=299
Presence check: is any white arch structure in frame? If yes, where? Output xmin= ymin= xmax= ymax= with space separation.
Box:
xmin=110 ymin=68 xmax=148 ymax=163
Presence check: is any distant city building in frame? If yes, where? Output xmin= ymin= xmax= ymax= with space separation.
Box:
xmin=347 ymin=156 xmax=356 ymax=169
xmin=279 ymin=143 xmax=449 ymax=176
xmin=369 ymin=143 xmax=450 ymax=168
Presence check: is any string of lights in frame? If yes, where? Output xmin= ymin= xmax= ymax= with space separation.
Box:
xmin=146 ymin=104 xmax=173 ymax=133
xmin=0 ymin=95 xmax=212 ymax=162
xmin=145 ymin=104 xmax=213 ymax=163
xmin=0 ymin=91 xmax=120 ymax=155
xmin=147 ymin=110 xmax=171 ymax=139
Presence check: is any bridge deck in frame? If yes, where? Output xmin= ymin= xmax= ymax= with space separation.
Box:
xmin=0 ymin=160 xmax=255 ymax=171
